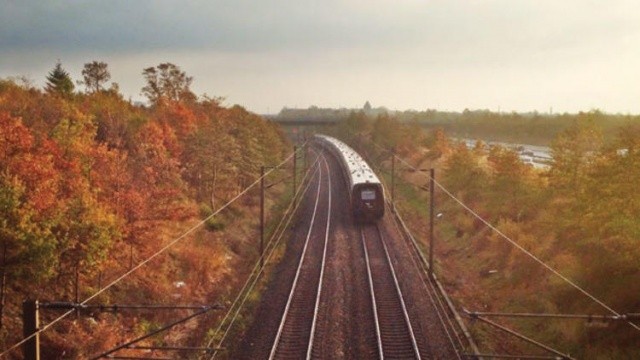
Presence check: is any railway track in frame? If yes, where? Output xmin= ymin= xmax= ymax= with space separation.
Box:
xmin=361 ymin=224 xmax=428 ymax=359
xmin=268 ymin=156 xmax=332 ymax=360
xmin=389 ymin=208 xmax=470 ymax=359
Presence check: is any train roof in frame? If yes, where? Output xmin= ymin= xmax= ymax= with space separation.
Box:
xmin=315 ymin=135 xmax=381 ymax=186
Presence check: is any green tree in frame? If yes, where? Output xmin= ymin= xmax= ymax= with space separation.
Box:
xmin=577 ymin=125 xmax=640 ymax=287
xmin=80 ymin=61 xmax=111 ymax=93
xmin=443 ymin=143 xmax=487 ymax=201
xmin=45 ymin=62 xmax=75 ymax=97
xmin=141 ymin=63 xmax=194 ymax=104
xmin=548 ymin=120 xmax=602 ymax=200
xmin=487 ymin=146 xmax=538 ymax=221
xmin=371 ymin=114 xmax=401 ymax=149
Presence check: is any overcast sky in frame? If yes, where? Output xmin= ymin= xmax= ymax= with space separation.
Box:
xmin=2 ymin=0 xmax=639 ymax=114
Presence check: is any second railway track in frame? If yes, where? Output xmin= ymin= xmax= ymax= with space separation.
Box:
xmin=269 ymin=155 xmax=332 ymax=360
xmin=231 ymin=140 xmax=462 ymax=359
xmin=361 ymin=224 xmax=430 ymax=359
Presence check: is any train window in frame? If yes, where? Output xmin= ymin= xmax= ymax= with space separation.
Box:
xmin=361 ymin=189 xmax=376 ymax=200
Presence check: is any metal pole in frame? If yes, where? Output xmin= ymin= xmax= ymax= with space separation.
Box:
xmin=391 ymin=148 xmax=396 ymax=209
xmin=75 ymin=261 xmax=79 ymax=319
xmin=293 ymin=145 xmax=297 ymax=202
xmin=23 ymin=299 xmax=40 ymax=360
xmin=260 ymin=166 xmax=265 ymax=269
xmin=303 ymin=143 xmax=307 ymax=173
xmin=1 ymin=241 xmax=7 ymax=329
xmin=429 ymin=168 xmax=435 ymax=278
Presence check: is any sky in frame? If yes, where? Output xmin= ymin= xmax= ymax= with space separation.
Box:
xmin=1 ymin=0 xmax=640 ymax=114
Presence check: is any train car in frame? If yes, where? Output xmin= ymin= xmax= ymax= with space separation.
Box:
xmin=315 ymin=134 xmax=385 ymax=222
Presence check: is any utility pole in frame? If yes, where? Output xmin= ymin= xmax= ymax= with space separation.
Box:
xmin=429 ymin=168 xmax=435 ymax=278
xmin=74 ymin=261 xmax=79 ymax=318
xmin=1 ymin=241 xmax=7 ymax=329
xmin=391 ymin=147 xmax=396 ymax=209
xmin=293 ymin=145 xmax=297 ymax=202
xmin=260 ymin=166 xmax=265 ymax=269
xmin=303 ymin=141 xmax=307 ymax=173
xmin=23 ymin=299 xmax=39 ymax=360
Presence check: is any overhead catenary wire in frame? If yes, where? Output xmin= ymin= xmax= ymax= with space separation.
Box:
xmin=366 ymin=137 xmax=640 ymax=332
xmin=204 ymin=148 xmax=321 ymax=358
xmin=339 ymin=135 xmax=470 ymax=356
xmin=0 ymin=147 xmax=301 ymax=358
xmin=268 ymin=153 xmax=326 ymax=360
xmin=208 ymin=164 xmax=319 ymax=359
xmin=369 ymin=152 xmax=467 ymax=356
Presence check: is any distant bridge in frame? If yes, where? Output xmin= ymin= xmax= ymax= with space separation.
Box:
xmin=269 ymin=118 xmax=338 ymax=126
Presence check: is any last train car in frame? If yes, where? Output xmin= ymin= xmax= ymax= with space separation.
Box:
xmin=315 ymin=135 xmax=385 ymax=222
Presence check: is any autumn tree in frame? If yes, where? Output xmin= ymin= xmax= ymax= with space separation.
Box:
xmin=80 ymin=61 xmax=111 ymax=93
xmin=425 ymin=127 xmax=450 ymax=159
xmin=0 ymin=112 xmax=61 ymax=326
xmin=141 ymin=63 xmax=195 ymax=104
xmin=443 ymin=142 xmax=487 ymax=202
xmin=45 ymin=62 xmax=75 ymax=97
xmin=0 ymin=68 xmax=289 ymax=350
xmin=80 ymin=89 xmax=139 ymax=149
xmin=548 ymin=119 xmax=602 ymax=197
xmin=486 ymin=145 xmax=539 ymax=221
xmin=570 ymin=125 xmax=640 ymax=304
xmin=371 ymin=114 xmax=402 ymax=151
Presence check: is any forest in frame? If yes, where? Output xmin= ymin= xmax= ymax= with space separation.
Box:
xmin=2 ymin=60 xmax=639 ymax=357
xmin=0 ymin=62 xmax=288 ymax=357
xmin=336 ymin=112 xmax=640 ymax=359
xmin=327 ymin=112 xmax=640 ymax=358
xmin=277 ymin=104 xmax=640 ymax=146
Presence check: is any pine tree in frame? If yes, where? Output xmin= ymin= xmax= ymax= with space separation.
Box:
xmin=45 ymin=62 xmax=75 ymax=96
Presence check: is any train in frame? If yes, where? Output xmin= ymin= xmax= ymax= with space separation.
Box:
xmin=314 ymin=134 xmax=385 ymax=222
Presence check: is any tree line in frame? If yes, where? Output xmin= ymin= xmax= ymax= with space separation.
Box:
xmin=276 ymin=104 xmax=639 ymax=145
xmin=329 ymin=112 xmax=640 ymax=358
xmin=0 ymin=61 xmax=287 ymax=355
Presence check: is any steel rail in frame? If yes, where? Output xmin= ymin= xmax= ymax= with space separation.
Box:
xmin=376 ymin=225 xmax=422 ymax=359
xmin=361 ymin=226 xmax=384 ymax=360
xmin=375 ymin=138 xmax=468 ymax=353
xmin=354 ymin=135 xmax=477 ymax=357
xmin=268 ymin=152 xmax=327 ymax=360
xmin=207 ymin=153 xmax=323 ymax=359
xmin=389 ymin=198 xmax=479 ymax=358
xmin=377 ymin=165 xmax=468 ymax=358
xmin=306 ymin=156 xmax=333 ymax=359
xmin=361 ymin=225 xmax=422 ymax=359
xmin=390 ymin=204 xmax=470 ymax=358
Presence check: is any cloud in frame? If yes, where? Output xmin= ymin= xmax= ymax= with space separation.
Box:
xmin=3 ymin=0 xmax=638 ymax=57
xmin=1 ymin=0 xmax=640 ymax=114
xmin=1 ymin=0 xmax=432 ymax=53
